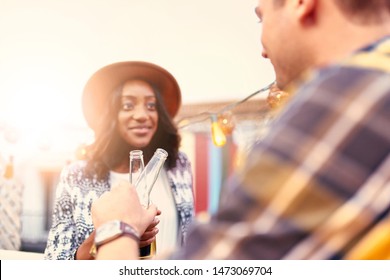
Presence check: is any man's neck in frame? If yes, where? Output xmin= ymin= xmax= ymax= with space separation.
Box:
xmin=311 ymin=1 xmax=390 ymax=67
xmin=319 ymin=27 xmax=390 ymax=67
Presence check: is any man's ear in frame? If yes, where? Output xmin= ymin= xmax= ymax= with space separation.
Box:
xmin=294 ymin=0 xmax=317 ymax=24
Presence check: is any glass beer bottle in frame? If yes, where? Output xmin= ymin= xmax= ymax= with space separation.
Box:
xmin=129 ymin=150 xmax=144 ymax=186
xmin=129 ymin=148 xmax=168 ymax=258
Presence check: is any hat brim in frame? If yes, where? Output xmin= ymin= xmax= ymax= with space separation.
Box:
xmin=82 ymin=61 xmax=181 ymax=130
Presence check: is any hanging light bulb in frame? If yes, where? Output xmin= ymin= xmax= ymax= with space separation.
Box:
xmin=267 ymin=83 xmax=290 ymax=109
xmin=3 ymin=156 xmax=14 ymax=179
xmin=211 ymin=114 xmax=226 ymax=147
xmin=217 ymin=110 xmax=235 ymax=135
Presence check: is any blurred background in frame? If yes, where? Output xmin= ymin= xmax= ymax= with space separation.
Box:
xmin=0 ymin=0 xmax=275 ymax=253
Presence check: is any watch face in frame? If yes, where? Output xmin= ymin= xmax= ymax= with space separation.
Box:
xmin=95 ymin=220 xmax=122 ymax=245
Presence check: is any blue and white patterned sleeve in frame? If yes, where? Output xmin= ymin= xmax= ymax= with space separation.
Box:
xmin=43 ymin=166 xmax=79 ymax=260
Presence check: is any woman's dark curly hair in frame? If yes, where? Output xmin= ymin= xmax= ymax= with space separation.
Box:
xmin=85 ymin=79 xmax=181 ymax=180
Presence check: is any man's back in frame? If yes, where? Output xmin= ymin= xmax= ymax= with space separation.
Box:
xmin=176 ymin=36 xmax=390 ymax=260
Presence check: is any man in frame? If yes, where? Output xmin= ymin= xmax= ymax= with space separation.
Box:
xmin=91 ymin=0 xmax=390 ymax=259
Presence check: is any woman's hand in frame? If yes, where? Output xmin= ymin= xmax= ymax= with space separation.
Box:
xmin=75 ymin=231 xmax=95 ymax=260
xmin=139 ymin=210 xmax=161 ymax=248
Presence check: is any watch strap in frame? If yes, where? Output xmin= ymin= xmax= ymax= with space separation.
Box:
xmin=118 ymin=221 xmax=141 ymax=245
xmin=91 ymin=220 xmax=140 ymax=257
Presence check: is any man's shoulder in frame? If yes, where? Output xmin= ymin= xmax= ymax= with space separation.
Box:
xmin=318 ymin=64 xmax=388 ymax=84
xmin=301 ymin=65 xmax=390 ymax=101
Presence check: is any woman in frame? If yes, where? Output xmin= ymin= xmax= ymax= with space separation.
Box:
xmin=44 ymin=61 xmax=195 ymax=260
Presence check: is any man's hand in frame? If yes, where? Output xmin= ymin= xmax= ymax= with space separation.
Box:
xmin=92 ymin=180 xmax=158 ymax=236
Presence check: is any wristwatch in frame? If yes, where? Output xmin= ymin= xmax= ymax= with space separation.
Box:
xmin=89 ymin=220 xmax=140 ymax=258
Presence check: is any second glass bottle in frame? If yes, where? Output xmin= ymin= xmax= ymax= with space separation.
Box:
xmin=129 ymin=148 xmax=168 ymax=258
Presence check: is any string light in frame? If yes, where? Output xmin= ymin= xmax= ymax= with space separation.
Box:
xmin=210 ymin=114 xmax=227 ymax=147
xmin=178 ymin=81 xmax=282 ymax=147
xmin=3 ymin=156 xmax=14 ymax=179
xmin=266 ymin=83 xmax=291 ymax=109
xmin=217 ymin=111 xmax=235 ymax=136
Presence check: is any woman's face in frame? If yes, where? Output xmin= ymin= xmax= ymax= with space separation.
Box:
xmin=117 ymin=80 xmax=158 ymax=148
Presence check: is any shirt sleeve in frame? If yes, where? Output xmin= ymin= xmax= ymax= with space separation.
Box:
xmin=43 ymin=166 xmax=80 ymax=260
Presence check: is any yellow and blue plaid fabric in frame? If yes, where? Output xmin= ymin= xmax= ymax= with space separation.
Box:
xmin=176 ymin=36 xmax=390 ymax=259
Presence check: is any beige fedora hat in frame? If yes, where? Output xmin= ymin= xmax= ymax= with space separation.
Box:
xmin=82 ymin=61 xmax=181 ymax=130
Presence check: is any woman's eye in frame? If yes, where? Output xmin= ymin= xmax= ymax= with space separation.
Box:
xmin=121 ymin=102 xmax=134 ymax=111
xmin=146 ymin=102 xmax=156 ymax=110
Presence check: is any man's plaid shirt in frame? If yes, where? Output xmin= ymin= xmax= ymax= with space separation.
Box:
xmin=176 ymin=36 xmax=390 ymax=259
